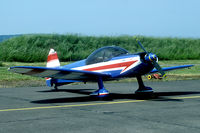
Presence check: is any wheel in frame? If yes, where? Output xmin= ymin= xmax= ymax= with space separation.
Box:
xmin=147 ymin=75 xmax=152 ymax=80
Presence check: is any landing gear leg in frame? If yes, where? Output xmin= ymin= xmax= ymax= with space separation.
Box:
xmin=53 ymin=83 xmax=58 ymax=91
xmin=135 ymin=76 xmax=153 ymax=94
xmin=90 ymin=77 xmax=109 ymax=97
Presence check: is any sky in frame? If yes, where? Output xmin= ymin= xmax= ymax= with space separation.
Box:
xmin=1 ymin=0 xmax=200 ymax=38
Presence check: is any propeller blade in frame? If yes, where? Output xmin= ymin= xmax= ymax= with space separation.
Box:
xmin=134 ymin=37 xmax=167 ymax=78
xmin=152 ymin=61 xmax=166 ymax=78
xmin=137 ymin=40 xmax=148 ymax=53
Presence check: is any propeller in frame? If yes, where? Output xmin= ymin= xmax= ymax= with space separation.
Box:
xmin=136 ymin=39 xmax=166 ymax=78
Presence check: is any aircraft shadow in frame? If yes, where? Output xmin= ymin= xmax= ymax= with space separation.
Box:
xmin=32 ymin=89 xmax=200 ymax=104
xmin=37 ymin=89 xmax=94 ymax=95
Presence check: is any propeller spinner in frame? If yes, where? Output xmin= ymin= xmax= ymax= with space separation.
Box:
xmin=137 ymin=40 xmax=166 ymax=78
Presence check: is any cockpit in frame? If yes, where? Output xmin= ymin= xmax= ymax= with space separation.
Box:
xmin=86 ymin=46 xmax=129 ymax=65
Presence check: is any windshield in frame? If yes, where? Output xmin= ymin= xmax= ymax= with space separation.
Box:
xmin=86 ymin=46 xmax=129 ymax=65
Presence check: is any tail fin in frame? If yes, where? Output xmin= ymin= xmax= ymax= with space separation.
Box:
xmin=46 ymin=49 xmax=60 ymax=87
xmin=46 ymin=48 xmax=60 ymax=68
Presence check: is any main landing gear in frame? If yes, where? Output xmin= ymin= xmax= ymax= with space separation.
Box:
xmin=53 ymin=83 xmax=58 ymax=91
xmin=90 ymin=76 xmax=152 ymax=97
xmin=51 ymin=76 xmax=152 ymax=97
xmin=135 ymin=76 xmax=153 ymax=94
xmin=90 ymin=77 xmax=109 ymax=97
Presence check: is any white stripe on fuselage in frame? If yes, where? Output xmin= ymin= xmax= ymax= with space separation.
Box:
xmin=72 ymin=56 xmax=141 ymax=74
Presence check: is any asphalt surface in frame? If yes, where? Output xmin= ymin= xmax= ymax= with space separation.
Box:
xmin=0 ymin=80 xmax=200 ymax=133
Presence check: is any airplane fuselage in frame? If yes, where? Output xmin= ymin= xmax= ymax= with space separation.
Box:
xmin=62 ymin=53 xmax=154 ymax=80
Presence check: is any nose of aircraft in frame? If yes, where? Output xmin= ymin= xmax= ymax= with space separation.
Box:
xmin=136 ymin=39 xmax=166 ymax=77
xmin=145 ymin=53 xmax=158 ymax=62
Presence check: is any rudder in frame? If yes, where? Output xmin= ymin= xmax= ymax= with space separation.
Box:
xmin=46 ymin=48 xmax=60 ymax=68
xmin=46 ymin=48 xmax=60 ymax=87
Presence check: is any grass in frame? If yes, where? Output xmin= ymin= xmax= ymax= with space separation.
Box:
xmin=0 ymin=61 xmax=3 ymax=67
xmin=159 ymin=60 xmax=200 ymax=75
xmin=0 ymin=34 xmax=200 ymax=62
xmin=0 ymin=60 xmax=199 ymax=88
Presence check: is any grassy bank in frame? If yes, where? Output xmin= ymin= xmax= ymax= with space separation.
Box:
xmin=0 ymin=34 xmax=200 ymax=62
xmin=0 ymin=60 xmax=199 ymax=88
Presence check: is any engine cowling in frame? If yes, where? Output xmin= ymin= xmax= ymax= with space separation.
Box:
xmin=145 ymin=53 xmax=158 ymax=62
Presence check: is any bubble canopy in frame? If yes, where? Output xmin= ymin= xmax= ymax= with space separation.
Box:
xmin=86 ymin=46 xmax=129 ymax=65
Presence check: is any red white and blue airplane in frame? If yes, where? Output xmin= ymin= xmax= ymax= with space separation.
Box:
xmin=9 ymin=41 xmax=193 ymax=97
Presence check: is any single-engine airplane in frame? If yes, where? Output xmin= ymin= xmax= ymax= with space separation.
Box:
xmin=9 ymin=40 xmax=193 ymax=97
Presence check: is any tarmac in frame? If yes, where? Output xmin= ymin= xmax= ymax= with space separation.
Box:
xmin=0 ymin=80 xmax=200 ymax=133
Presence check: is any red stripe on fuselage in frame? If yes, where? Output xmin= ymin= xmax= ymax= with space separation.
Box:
xmin=83 ymin=60 xmax=137 ymax=71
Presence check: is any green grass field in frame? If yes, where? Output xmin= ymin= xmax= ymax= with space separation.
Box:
xmin=0 ymin=34 xmax=200 ymax=62
xmin=0 ymin=60 xmax=199 ymax=88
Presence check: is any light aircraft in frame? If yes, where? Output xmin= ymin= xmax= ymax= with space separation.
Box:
xmin=9 ymin=40 xmax=193 ymax=97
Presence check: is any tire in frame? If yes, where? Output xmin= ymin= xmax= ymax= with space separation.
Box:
xmin=147 ymin=75 xmax=152 ymax=80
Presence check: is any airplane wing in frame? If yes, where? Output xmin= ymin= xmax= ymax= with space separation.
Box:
xmin=150 ymin=65 xmax=194 ymax=73
xmin=9 ymin=66 xmax=111 ymax=80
